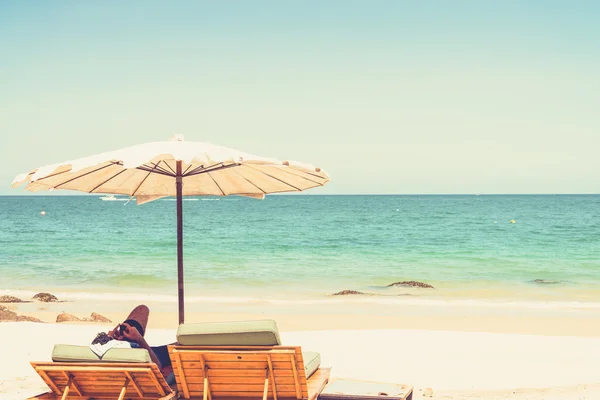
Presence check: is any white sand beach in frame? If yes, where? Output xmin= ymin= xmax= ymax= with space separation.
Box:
xmin=2 ymin=321 xmax=600 ymax=400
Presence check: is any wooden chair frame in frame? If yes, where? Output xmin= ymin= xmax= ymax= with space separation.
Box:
xmin=29 ymin=362 xmax=177 ymax=400
xmin=168 ymin=345 xmax=330 ymax=400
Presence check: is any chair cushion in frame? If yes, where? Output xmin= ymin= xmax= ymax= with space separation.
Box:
xmin=51 ymin=344 xmax=152 ymax=363
xmin=303 ymin=351 xmax=321 ymax=378
xmin=177 ymin=320 xmax=282 ymax=346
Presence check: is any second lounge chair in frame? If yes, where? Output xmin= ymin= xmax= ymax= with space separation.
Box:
xmin=30 ymin=344 xmax=176 ymax=400
xmin=168 ymin=319 xmax=331 ymax=400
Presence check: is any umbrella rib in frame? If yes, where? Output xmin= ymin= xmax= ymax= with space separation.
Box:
xmin=131 ymin=171 xmax=153 ymax=197
xmin=163 ymin=161 xmax=177 ymax=175
xmin=185 ymin=163 xmax=239 ymax=177
xmin=88 ymin=169 xmax=128 ymax=193
xmin=286 ymin=168 xmax=328 ymax=181
xmin=181 ymin=163 xmax=193 ymax=175
xmin=33 ymin=161 xmax=123 ymax=183
xmin=269 ymin=167 xmax=326 ymax=186
xmin=153 ymin=162 xmax=174 ymax=175
xmin=141 ymin=161 xmax=174 ymax=176
xmin=242 ymin=165 xmax=302 ymax=191
xmin=184 ymin=164 xmax=207 ymax=176
xmin=132 ymin=162 xmax=166 ymax=196
xmin=239 ymin=176 xmax=267 ymax=194
xmin=52 ymin=163 xmax=117 ymax=189
xmin=206 ymin=172 xmax=226 ymax=196
xmin=136 ymin=166 xmax=174 ymax=177
xmin=183 ymin=162 xmax=223 ymax=175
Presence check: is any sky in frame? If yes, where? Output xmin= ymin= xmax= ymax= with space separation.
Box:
xmin=1 ymin=1 xmax=599 ymax=195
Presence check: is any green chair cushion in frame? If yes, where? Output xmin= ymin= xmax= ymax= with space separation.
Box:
xmin=51 ymin=344 xmax=152 ymax=363
xmin=303 ymin=351 xmax=321 ymax=378
xmin=177 ymin=320 xmax=282 ymax=346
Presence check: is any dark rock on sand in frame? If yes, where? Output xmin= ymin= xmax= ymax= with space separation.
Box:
xmin=531 ymin=279 xmax=562 ymax=285
xmin=387 ymin=281 xmax=434 ymax=289
xmin=0 ymin=295 xmax=24 ymax=303
xmin=0 ymin=305 xmax=41 ymax=322
xmin=17 ymin=315 xmax=43 ymax=323
xmin=83 ymin=312 xmax=112 ymax=323
xmin=56 ymin=312 xmax=81 ymax=322
xmin=332 ymin=290 xmax=367 ymax=296
xmin=0 ymin=305 xmax=18 ymax=321
xmin=33 ymin=292 xmax=58 ymax=302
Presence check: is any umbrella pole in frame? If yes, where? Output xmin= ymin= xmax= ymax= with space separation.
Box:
xmin=176 ymin=161 xmax=184 ymax=325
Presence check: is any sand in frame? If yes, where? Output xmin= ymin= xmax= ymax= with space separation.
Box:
xmin=2 ymin=320 xmax=600 ymax=400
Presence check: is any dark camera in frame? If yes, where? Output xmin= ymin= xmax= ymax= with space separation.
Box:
xmin=119 ymin=324 xmax=126 ymax=334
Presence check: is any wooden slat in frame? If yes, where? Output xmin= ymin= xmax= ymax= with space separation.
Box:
xmin=36 ymin=365 xmax=154 ymax=373
xmin=147 ymin=369 xmax=167 ymax=396
xmin=171 ymin=375 xmax=308 ymax=387
xmin=193 ymin=384 xmax=300 ymax=392
xmin=177 ymin=361 xmax=303 ymax=370
xmin=42 ymin=379 xmax=158 ymax=390
xmin=176 ymin=350 xmax=191 ymax=399
xmin=45 ymin=374 xmax=157 ymax=383
xmin=172 ymin=375 xmax=307 ymax=389
xmin=170 ymin=378 xmax=307 ymax=392
xmin=50 ymin=370 xmax=159 ymax=380
xmin=201 ymin=391 xmax=300 ymax=398
xmin=28 ymin=392 xmax=176 ymax=400
xmin=34 ymin=361 xmax=158 ymax=368
xmin=36 ymin=369 xmax=61 ymax=395
xmin=125 ymin=371 xmax=144 ymax=398
xmin=182 ymin=385 xmax=301 ymax=393
xmin=184 ymin=353 xmax=297 ymax=362
xmin=41 ymin=377 xmax=160 ymax=392
xmin=173 ymin=346 xmax=298 ymax=352
xmin=177 ymin=355 xmax=300 ymax=364
xmin=173 ymin=397 xmax=303 ymax=400
xmin=290 ymin=354 xmax=302 ymax=399
xmin=267 ymin=355 xmax=277 ymax=400
xmin=192 ymin=368 xmax=298 ymax=377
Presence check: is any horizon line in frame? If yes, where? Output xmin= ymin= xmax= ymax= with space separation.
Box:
xmin=1 ymin=193 xmax=599 ymax=197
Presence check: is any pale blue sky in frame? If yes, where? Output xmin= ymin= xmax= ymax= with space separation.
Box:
xmin=1 ymin=1 xmax=599 ymax=194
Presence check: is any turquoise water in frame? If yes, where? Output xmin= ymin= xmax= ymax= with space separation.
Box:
xmin=1 ymin=195 xmax=599 ymax=306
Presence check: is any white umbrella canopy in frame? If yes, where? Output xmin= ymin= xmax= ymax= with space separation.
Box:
xmin=12 ymin=135 xmax=330 ymax=323
xmin=12 ymin=134 xmax=329 ymax=204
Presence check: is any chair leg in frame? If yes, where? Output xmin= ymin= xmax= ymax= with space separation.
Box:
xmin=203 ymin=364 xmax=211 ymax=400
xmin=118 ymin=378 xmax=130 ymax=400
xmin=60 ymin=376 xmax=72 ymax=400
xmin=263 ymin=368 xmax=270 ymax=400
xmin=203 ymin=376 xmax=209 ymax=400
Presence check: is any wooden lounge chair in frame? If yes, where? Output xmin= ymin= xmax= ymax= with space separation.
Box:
xmin=29 ymin=344 xmax=176 ymax=400
xmin=168 ymin=320 xmax=331 ymax=400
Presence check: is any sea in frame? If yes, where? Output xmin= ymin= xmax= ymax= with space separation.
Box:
xmin=1 ymin=194 xmax=599 ymax=311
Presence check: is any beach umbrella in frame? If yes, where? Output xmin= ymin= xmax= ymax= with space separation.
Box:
xmin=12 ymin=135 xmax=330 ymax=323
